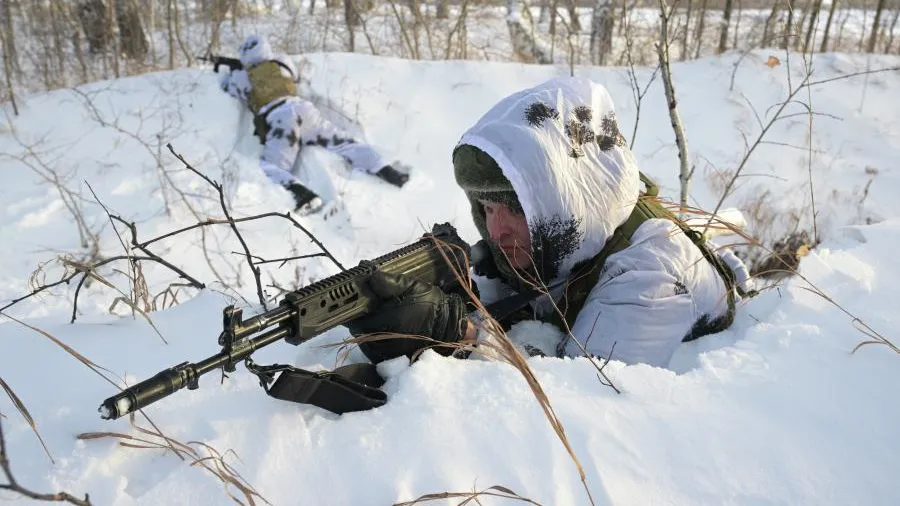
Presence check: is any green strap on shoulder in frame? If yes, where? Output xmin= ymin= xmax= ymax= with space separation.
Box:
xmin=547 ymin=172 xmax=738 ymax=339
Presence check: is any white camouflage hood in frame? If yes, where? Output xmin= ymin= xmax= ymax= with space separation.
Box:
xmin=238 ymin=34 xmax=274 ymax=67
xmin=456 ymin=77 xmax=641 ymax=285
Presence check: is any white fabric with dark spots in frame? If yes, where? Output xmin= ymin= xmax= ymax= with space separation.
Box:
xmin=258 ymin=97 xmax=388 ymax=183
xmin=219 ymin=35 xmax=388 ymax=186
xmin=459 ymin=77 xmax=746 ymax=368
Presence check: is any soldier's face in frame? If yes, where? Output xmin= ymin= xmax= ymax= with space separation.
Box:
xmin=480 ymin=200 xmax=532 ymax=270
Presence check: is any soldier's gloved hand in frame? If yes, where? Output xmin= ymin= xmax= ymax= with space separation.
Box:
xmin=346 ymin=270 xmax=469 ymax=362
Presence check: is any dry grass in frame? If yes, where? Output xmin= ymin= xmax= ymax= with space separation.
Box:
xmin=77 ymin=427 xmax=269 ymax=506
xmin=393 ymin=484 xmax=545 ymax=505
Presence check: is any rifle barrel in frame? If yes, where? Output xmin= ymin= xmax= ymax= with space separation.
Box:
xmin=98 ymin=325 xmax=291 ymax=420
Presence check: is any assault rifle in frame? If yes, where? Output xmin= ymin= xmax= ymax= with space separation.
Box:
xmin=98 ymin=223 xmax=481 ymax=421
xmin=197 ymin=53 xmax=243 ymax=73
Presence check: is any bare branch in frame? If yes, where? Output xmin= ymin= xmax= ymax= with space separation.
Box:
xmin=1 ymin=418 xmax=92 ymax=505
xmin=805 ymin=65 xmax=900 ymax=88
xmin=165 ymin=143 xmax=265 ymax=308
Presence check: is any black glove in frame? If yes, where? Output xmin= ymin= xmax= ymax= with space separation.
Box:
xmin=347 ymin=270 xmax=468 ymax=363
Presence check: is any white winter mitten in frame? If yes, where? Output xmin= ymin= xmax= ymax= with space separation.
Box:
xmin=717 ymin=247 xmax=757 ymax=296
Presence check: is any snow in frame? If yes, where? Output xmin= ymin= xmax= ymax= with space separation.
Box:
xmin=2 ymin=49 xmax=900 ymax=505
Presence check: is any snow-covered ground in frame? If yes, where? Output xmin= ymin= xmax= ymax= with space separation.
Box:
xmin=1 ymin=50 xmax=900 ymax=505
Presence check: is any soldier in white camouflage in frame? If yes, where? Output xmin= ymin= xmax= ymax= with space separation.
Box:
xmin=218 ymin=34 xmax=410 ymax=215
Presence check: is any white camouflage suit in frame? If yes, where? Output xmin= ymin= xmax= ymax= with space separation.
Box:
xmin=218 ymin=35 xmax=390 ymax=187
xmin=459 ymin=77 xmax=754 ymax=369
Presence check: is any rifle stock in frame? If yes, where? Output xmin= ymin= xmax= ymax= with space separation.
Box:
xmin=98 ymin=223 xmax=476 ymax=420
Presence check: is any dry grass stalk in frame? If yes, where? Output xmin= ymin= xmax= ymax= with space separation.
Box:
xmin=0 ymin=377 xmax=53 ymax=463
xmin=393 ymin=484 xmax=545 ymax=505
xmin=77 ymin=426 xmax=270 ymax=506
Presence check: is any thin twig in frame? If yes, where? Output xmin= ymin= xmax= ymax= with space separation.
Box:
xmin=805 ymin=65 xmax=900 ymax=87
xmin=108 ymin=216 xmax=206 ymax=289
xmin=166 ymin=143 xmax=267 ymax=309
xmin=230 ymin=251 xmax=326 ymax=267
xmin=137 ymin=212 xmax=344 ymax=270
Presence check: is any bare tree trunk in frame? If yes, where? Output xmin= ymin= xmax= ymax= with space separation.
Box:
xmin=795 ymin=0 xmax=814 ymax=46
xmin=172 ymin=0 xmax=191 ymax=66
xmin=884 ymin=5 xmax=900 ymax=53
xmin=784 ymin=6 xmax=795 ymax=50
xmin=0 ymin=7 xmax=17 ymax=116
xmin=444 ymin=0 xmax=470 ymax=58
xmin=148 ymin=0 xmax=156 ymax=65
xmin=539 ymin=0 xmax=550 ymax=24
xmin=76 ymin=0 xmax=110 ymax=55
xmin=548 ymin=0 xmax=559 ymax=59
xmin=345 ymin=0 xmax=362 ymax=27
xmin=209 ymin=0 xmax=234 ymax=52
xmin=868 ymin=0 xmax=888 ymax=53
xmin=693 ymin=0 xmax=708 ymax=58
xmin=681 ymin=0 xmax=693 ymax=60
xmin=436 ymin=0 xmax=448 ymax=19
xmin=717 ymin=0 xmax=733 ymax=53
xmin=857 ymin=8 xmax=870 ymax=51
xmin=49 ymin=0 xmax=66 ymax=80
xmin=836 ymin=6 xmax=851 ymax=49
xmin=617 ymin=0 xmax=628 ymax=35
xmin=761 ymin=0 xmax=779 ymax=48
xmin=549 ymin=0 xmax=559 ymax=42
xmin=803 ymin=0 xmax=823 ymax=53
xmin=116 ymin=0 xmax=148 ymax=61
xmin=167 ymin=0 xmax=175 ymax=68
xmin=2 ymin=0 xmax=19 ymax=74
xmin=70 ymin=3 xmax=91 ymax=83
xmin=108 ymin=0 xmax=120 ymax=77
xmin=344 ymin=0 xmax=360 ymax=52
xmin=566 ymin=0 xmax=581 ymax=33
xmin=731 ymin=0 xmax=741 ymax=49
xmin=590 ymin=0 xmax=614 ymax=65
xmin=508 ymin=0 xmax=553 ymax=63
xmin=406 ymin=0 xmax=426 ymax=60
xmin=657 ymin=0 xmax=691 ymax=212
xmin=820 ymin=0 xmax=838 ymax=52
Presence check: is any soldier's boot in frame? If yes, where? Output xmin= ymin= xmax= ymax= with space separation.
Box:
xmin=374 ymin=164 xmax=410 ymax=188
xmin=284 ymin=182 xmax=324 ymax=215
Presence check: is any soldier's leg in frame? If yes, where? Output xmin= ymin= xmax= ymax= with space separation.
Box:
xmin=260 ymin=101 xmax=323 ymax=214
xmin=292 ymin=99 xmax=410 ymax=188
xmin=328 ymin=143 xmax=411 ymax=188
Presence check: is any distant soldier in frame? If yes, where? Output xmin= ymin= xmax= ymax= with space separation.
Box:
xmin=217 ymin=34 xmax=410 ymax=215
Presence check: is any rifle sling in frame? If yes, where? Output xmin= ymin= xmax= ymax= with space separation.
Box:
xmin=247 ymin=360 xmax=387 ymax=415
